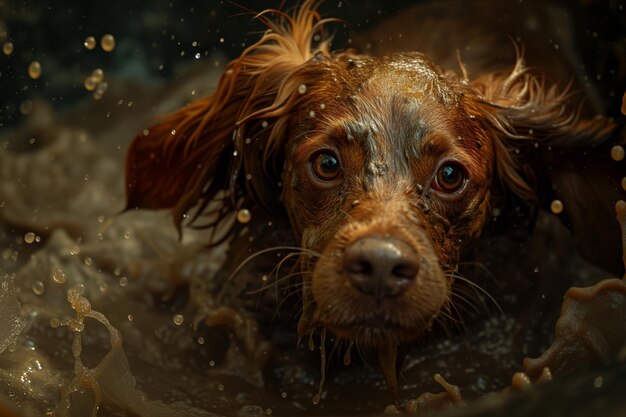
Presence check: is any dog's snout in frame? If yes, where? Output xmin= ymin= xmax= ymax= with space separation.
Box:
xmin=343 ymin=237 xmax=420 ymax=299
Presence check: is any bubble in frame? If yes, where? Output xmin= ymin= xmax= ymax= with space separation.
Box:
xmin=91 ymin=68 xmax=104 ymax=83
xmin=594 ymin=376 xmax=604 ymax=388
xmin=19 ymin=100 xmax=33 ymax=115
xmin=119 ymin=277 xmax=128 ymax=287
xmin=308 ymin=110 xmax=316 ymax=118
xmin=84 ymin=76 xmax=97 ymax=91
xmin=298 ymin=83 xmax=307 ymax=94
xmin=101 ymin=34 xmax=116 ymax=52
xmin=52 ymin=267 xmax=67 ymax=284
xmin=83 ymin=257 xmax=93 ymax=266
xmin=237 ymin=208 xmax=251 ymax=224
xmin=197 ymin=336 xmax=205 ymax=344
xmin=173 ymin=314 xmax=184 ymax=325
xmin=550 ymin=199 xmax=564 ymax=214
xmin=32 ymin=280 xmax=45 ymax=295
xmin=24 ymin=232 xmax=36 ymax=244
xmin=127 ymin=314 xmax=133 ymax=321
xmin=49 ymin=318 xmax=60 ymax=328
xmin=2 ymin=41 xmax=13 ymax=55
xmin=611 ymin=145 xmax=624 ymax=161
xmin=84 ymin=36 xmax=96 ymax=50
xmin=28 ymin=61 xmax=42 ymax=79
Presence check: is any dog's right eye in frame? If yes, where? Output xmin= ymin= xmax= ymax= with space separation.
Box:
xmin=310 ymin=152 xmax=341 ymax=182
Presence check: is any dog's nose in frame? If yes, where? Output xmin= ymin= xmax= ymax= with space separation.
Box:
xmin=343 ymin=236 xmax=420 ymax=299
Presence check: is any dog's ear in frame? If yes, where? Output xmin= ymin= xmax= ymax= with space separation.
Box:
xmin=125 ymin=2 xmax=334 ymax=235
xmin=470 ymin=58 xmax=625 ymax=275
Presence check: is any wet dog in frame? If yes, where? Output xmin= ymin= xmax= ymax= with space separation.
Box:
xmin=125 ymin=1 xmax=625 ymax=398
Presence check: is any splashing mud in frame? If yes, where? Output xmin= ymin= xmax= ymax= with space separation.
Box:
xmin=1 ymin=2 xmax=626 ymax=417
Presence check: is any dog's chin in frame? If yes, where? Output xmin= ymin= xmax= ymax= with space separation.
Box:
xmin=323 ymin=317 xmax=440 ymax=347
xmin=310 ymin=278 xmax=448 ymax=348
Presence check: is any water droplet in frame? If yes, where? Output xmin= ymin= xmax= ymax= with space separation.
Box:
xmin=237 ymin=208 xmax=251 ymax=224
xmin=195 ymin=53 xmax=201 ymax=59
xmin=101 ymin=34 xmax=116 ymax=52
xmin=52 ymin=267 xmax=66 ymax=284
xmin=84 ymin=36 xmax=96 ymax=50
xmin=84 ymin=257 xmax=93 ymax=266
xmin=244 ymin=137 xmax=251 ymax=144
xmin=84 ymin=76 xmax=97 ymax=91
xmin=171 ymin=129 xmax=176 ymax=135
xmin=91 ymin=68 xmax=104 ymax=83
xmin=261 ymin=121 xmax=268 ymax=128
xmin=298 ymin=84 xmax=307 ymax=94
xmin=127 ymin=314 xmax=133 ymax=321
xmin=28 ymin=61 xmax=42 ymax=79
xmin=308 ymin=110 xmax=316 ymax=118
xmin=320 ymin=103 xmax=326 ymax=110
xmin=24 ymin=232 xmax=36 ymax=244
xmin=611 ymin=145 xmax=624 ymax=161
xmin=123 ymin=230 xmax=131 ymax=239
xmin=69 ymin=246 xmax=80 ymax=255
xmin=32 ymin=280 xmax=45 ymax=295
xmin=2 ymin=41 xmax=13 ymax=55
xmin=550 ymin=199 xmax=564 ymax=214
xmin=594 ymin=376 xmax=604 ymax=388
xmin=173 ymin=314 xmax=184 ymax=325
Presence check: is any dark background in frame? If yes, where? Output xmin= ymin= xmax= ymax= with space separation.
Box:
xmin=0 ymin=0 xmax=625 ymax=130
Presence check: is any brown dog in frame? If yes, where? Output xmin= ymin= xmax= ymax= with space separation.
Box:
xmin=125 ymin=1 xmax=625 ymax=398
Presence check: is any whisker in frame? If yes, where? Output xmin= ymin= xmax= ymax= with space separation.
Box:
xmin=456 ymin=260 xmax=501 ymax=287
xmin=219 ymin=245 xmax=320 ymax=301
xmin=447 ymin=272 xmax=505 ymax=318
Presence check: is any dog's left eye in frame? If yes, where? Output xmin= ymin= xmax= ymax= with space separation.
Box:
xmin=311 ymin=152 xmax=341 ymax=181
xmin=432 ymin=162 xmax=466 ymax=193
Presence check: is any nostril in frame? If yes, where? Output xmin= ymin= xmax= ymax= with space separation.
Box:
xmin=392 ymin=261 xmax=419 ymax=280
xmin=345 ymin=257 xmax=372 ymax=276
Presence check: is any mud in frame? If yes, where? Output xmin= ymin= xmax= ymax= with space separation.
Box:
xmin=1 ymin=1 xmax=626 ymax=417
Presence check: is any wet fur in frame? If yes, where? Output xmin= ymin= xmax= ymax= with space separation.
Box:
xmin=126 ymin=0 xmax=625 ymax=392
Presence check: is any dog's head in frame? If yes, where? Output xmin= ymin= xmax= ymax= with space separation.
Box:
xmin=126 ymin=1 xmax=622 ymax=361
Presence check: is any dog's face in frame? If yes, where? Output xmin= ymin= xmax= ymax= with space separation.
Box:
xmin=280 ymin=54 xmax=494 ymax=346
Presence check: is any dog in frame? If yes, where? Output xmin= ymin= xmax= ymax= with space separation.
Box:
xmin=125 ymin=0 xmax=625 ymax=399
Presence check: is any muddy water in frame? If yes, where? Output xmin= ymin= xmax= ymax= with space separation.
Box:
xmin=1 ymin=4 xmax=626 ymax=416
xmin=0 ymin=74 xmax=622 ymax=417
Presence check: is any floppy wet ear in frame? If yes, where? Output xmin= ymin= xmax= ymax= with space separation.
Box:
xmin=471 ymin=58 xmax=625 ymax=275
xmin=125 ymin=2 xmax=334 ymax=235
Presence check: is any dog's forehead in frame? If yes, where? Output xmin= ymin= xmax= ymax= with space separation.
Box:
xmin=346 ymin=52 xmax=460 ymax=107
